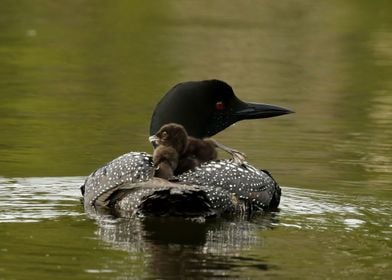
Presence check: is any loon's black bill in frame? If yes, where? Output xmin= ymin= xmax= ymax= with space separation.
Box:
xmin=235 ymin=102 xmax=294 ymax=119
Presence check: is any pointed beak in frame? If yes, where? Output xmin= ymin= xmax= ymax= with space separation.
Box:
xmin=149 ymin=135 xmax=159 ymax=148
xmin=234 ymin=102 xmax=294 ymax=120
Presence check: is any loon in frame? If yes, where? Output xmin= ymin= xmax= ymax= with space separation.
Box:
xmin=151 ymin=123 xmax=219 ymax=177
xmin=82 ymin=79 xmax=293 ymax=218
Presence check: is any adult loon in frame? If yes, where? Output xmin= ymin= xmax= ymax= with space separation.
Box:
xmin=82 ymin=79 xmax=293 ymax=218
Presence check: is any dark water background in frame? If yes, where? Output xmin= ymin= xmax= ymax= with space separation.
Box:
xmin=0 ymin=1 xmax=391 ymax=279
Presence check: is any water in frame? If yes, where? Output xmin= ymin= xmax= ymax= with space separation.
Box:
xmin=1 ymin=0 xmax=391 ymax=279
xmin=1 ymin=177 xmax=390 ymax=279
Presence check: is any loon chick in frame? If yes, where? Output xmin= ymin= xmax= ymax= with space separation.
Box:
xmin=151 ymin=123 xmax=219 ymax=177
xmin=152 ymin=146 xmax=178 ymax=179
xmin=175 ymin=136 xmax=218 ymax=175
xmin=82 ymin=79 xmax=293 ymax=217
xmin=152 ymin=123 xmax=188 ymax=179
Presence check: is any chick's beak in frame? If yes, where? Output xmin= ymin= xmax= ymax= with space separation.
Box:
xmin=148 ymin=135 xmax=160 ymax=148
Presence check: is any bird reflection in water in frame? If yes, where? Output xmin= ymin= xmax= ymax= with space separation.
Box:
xmin=89 ymin=207 xmax=279 ymax=278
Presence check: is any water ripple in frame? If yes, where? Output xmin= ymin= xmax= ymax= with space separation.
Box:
xmin=0 ymin=177 xmax=390 ymax=243
xmin=0 ymin=176 xmax=84 ymax=222
xmin=279 ymin=186 xmax=391 ymax=240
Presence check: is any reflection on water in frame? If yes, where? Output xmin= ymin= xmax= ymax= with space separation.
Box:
xmin=93 ymin=216 xmax=273 ymax=278
xmin=0 ymin=177 xmax=390 ymax=278
xmin=94 ymin=213 xmax=269 ymax=254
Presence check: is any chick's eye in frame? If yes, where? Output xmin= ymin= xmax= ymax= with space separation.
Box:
xmin=215 ymin=101 xmax=225 ymax=110
xmin=162 ymin=131 xmax=168 ymax=137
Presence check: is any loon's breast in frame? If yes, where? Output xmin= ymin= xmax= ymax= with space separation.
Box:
xmin=82 ymin=152 xmax=281 ymax=217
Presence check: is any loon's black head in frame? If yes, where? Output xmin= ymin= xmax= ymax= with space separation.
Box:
xmin=150 ymin=79 xmax=293 ymax=138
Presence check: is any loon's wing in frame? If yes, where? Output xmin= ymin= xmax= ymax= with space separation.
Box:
xmin=177 ymin=160 xmax=281 ymax=211
xmin=82 ymin=152 xmax=154 ymax=207
xmin=82 ymin=151 xmax=241 ymax=218
xmin=82 ymin=153 xmax=281 ymax=217
xmin=108 ymin=180 xmax=241 ymax=218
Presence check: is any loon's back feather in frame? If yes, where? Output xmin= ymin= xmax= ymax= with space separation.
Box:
xmin=82 ymin=152 xmax=280 ymax=217
xmin=177 ymin=161 xmax=280 ymax=211
xmin=82 ymin=152 xmax=153 ymax=207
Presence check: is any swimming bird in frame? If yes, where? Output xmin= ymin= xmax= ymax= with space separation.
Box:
xmin=82 ymin=79 xmax=293 ymax=218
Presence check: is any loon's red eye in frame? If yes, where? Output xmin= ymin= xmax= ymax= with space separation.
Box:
xmin=215 ymin=101 xmax=225 ymax=110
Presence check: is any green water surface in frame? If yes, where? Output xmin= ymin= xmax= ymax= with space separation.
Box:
xmin=0 ymin=1 xmax=391 ymax=279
